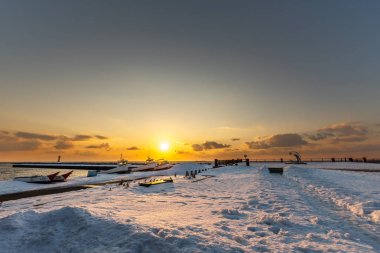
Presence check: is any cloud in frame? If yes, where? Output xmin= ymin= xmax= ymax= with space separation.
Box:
xmin=176 ymin=150 xmax=189 ymax=154
xmin=203 ymin=141 xmax=231 ymax=150
xmin=0 ymin=131 xmax=50 ymax=151
xmin=225 ymin=148 xmax=240 ymax=152
xmin=246 ymin=133 xmax=308 ymax=149
xmin=54 ymin=139 xmax=74 ymax=150
xmin=72 ymin=135 xmax=93 ymax=141
xmin=95 ymin=135 xmax=108 ymax=140
xmin=192 ymin=144 xmax=203 ymax=151
xmin=307 ymin=122 xmax=368 ymax=143
xmin=0 ymin=140 xmax=40 ymax=152
xmin=0 ymin=130 xmax=114 ymax=153
xmin=319 ymin=123 xmax=367 ymax=136
xmin=15 ymin=131 xmax=58 ymax=141
xmin=74 ymin=150 xmax=98 ymax=156
xmin=192 ymin=141 xmax=231 ymax=151
xmin=126 ymin=146 xmax=139 ymax=150
xmin=85 ymin=143 xmax=111 ymax=151
xmin=231 ymin=138 xmax=240 ymax=141
xmin=0 ymin=131 xmax=43 ymax=151
xmin=0 ymin=131 xmax=18 ymax=142
xmin=307 ymin=132 xmax=334 ymax=141
xmin=330 ymin=136 xmax=368 ymax=143
xmin=7 ymin=131 xmax=109 ymax=143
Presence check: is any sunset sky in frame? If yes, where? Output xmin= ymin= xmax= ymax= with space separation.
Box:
xmin=1 ymin=1 xmax=380 ymax=161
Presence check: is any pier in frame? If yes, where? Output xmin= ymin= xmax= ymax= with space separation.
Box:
xmin=12 ymin=162 xmax=118 ymax=170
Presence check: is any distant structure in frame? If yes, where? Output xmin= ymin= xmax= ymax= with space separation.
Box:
xmin=244 ymin=154 xmax=250 ymax=166
xmin=285 ymin=151 xmax=307 ymax=164
xmin=290 ymin=151 xmax=302 ymax=163
xmin=118 ymin=154 xmax=128 ymax=165
xmin=57 ymin=155 xmax=61 ymax=163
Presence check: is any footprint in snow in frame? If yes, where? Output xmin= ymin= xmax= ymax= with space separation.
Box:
xmin=219 ymin=209 xmax=247 ymax=220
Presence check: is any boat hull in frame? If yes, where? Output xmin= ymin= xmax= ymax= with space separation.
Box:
xmin=14 ymin=172 xmax=59 ymax=184
xmin=14 ymin=176 xmax=52 ymax=183
xmin=100 ymin=165 xmax=131 ymax=174
xmin=139 ymin=178 xmax=173 ymax=187
xmin=268 ymin=167 xmax=284 ymax=174
xmin=154 ymin=164 xmax=173 ymax=171
xmin=131 ymin=163 xmax=157 ymax=172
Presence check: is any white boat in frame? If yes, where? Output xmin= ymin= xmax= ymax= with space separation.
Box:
xmin=130 ymin=157 xmax=157 ymax=172
xmin=14 ymin=172 xmax=59 ymax=184
xmin=100 ymin=155 xmax=131 ymax=174
xmin=154 ymin=159 xmax=173 ymax=171
xmin=100 ymin=164 xmax=131 ymax=174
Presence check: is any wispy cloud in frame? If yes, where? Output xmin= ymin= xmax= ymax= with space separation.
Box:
xmin=71 ymin=135 xmax=93 ymax=141
xmin=307 ymin=122 xmax=368 ymax=143
xmin=192 ymin=141 xmax=231 ymax=151
xmin=85 ymin=143 xmax=111 ymax=151
xmin=0 ymin=140 xmax=40 ymax=152
xmin=246 ymin=133 xmax=308 ymax=149
xmin=15 ymin=131 xmax=58 ymax=141
xmin=95 ymin=135 xmax=108 ymax=140
xmin=176 ymin=150 xmax=189 ymax=154
xmin=0 ymin=130 xmax=111 ymax=153
xmin=54 ymin=139 xmax=74 ymax=150
xmin=126 ymin=146 xmax=139 ymax=150
xmin=0 ymin=131 xmax=41 ymax=152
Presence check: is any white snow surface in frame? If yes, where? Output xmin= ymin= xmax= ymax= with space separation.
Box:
xmin=0 ymin=163 xmax=379 ymax=253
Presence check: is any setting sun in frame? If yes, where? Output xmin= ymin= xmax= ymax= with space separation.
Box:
xmin=160 ymin=142 xmax=170 ymax=151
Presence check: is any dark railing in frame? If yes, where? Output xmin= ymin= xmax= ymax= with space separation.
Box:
xmin=213 ymin=157 xmax=380 ymax=164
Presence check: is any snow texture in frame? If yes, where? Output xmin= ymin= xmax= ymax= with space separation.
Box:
xmin=0 ymin=163 xmax=379 ymax=252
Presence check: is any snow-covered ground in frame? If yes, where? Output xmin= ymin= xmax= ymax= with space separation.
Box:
xmin=292 ymin=162 xmax=380 ymax=171
xmin=0 ymin=163 xmax=379 ymax=252
xmin=284 ymin=166 xmax=380 ymax=223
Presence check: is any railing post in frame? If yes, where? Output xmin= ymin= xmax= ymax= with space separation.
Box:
xmin=214 ymin=159 xmax=218 ymax=168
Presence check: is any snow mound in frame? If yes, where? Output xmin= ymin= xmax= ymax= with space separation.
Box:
xmin=370 ymin=211 xmax=380 ymax=223
xmin=0 ymin=207 xmax=193 ymax=253
xmin=349 ymin=201 xmax=380 ymax=216
xmin=256 ymin=213 xmax=291 ymax=226
xmin=349 ymin=201 xmax=380 ymax=223
xmin=0 ymin=206 xmax=248 ymax=253
xmin=285 ymin=167 xmax=380 ymax=223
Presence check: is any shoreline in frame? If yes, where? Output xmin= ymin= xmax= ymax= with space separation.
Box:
xmin=0 ymin=175 xmax=154 ymax=202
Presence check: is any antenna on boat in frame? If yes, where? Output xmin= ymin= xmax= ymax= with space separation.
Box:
xmin=118 ymin=153 xmax=127 ymax=165
xmin=289 ymin=151 xmax=302 ymax=163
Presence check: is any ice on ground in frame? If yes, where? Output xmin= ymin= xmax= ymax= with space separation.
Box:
xmin=284 ymin=166 xmax=380 ymax=223
xmin=0 ymin=163 xmax=379 ymax=252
